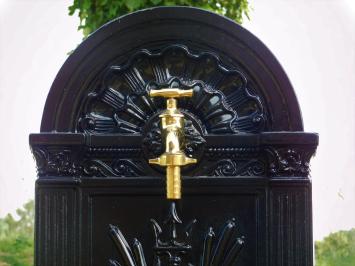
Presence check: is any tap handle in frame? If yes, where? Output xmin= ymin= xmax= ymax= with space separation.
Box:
xmin=149 ymin=88 xmax=193 ymax=99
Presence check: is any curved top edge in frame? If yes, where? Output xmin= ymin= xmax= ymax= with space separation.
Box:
xmin=40 ymin=6 xmax=303 ymax=132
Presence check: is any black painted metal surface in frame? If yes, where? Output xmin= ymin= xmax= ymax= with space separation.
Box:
xmin=30 ymin=7 xmax=318 ymax=266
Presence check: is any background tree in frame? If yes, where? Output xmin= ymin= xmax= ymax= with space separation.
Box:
xmin=0 ymin=200 xmax=34 ymax=266
xmin=315 ymin=229 xmax=355 ymax=266
xmin=68 ymin=0 xmax=251 ymax=37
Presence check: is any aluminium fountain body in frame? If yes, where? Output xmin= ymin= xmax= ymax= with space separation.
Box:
xmin=30 ymin=7 xmax=318 ymax=266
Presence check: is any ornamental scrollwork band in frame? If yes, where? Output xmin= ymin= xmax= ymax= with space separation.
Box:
xmin=31 ymin=144 xmax=315 ymax=178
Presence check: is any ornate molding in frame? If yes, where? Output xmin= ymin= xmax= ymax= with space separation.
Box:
xmin=31 ymin=143 xmax=317 ymax=178
xmin=205 ymin=146 xmax=260 ymax=159
xmin=31 ymin=146 xmax=82 ymax=176
xmin=202 ymin=145 xmax=316 ymax=177
xmin=109 ymin=202 xmax=245 ymax=266
xmin=265 ymin=146 xmax=316 ymax=177
xmin=204 ymin=159 xmax=266 ymax=177
xmin=30 ymin=133 xmax=317 ymax=178
xmin=31 ymin=146 xmax=144 ymax=177
xmin=82 ymin=159 xmax=145 ymax=177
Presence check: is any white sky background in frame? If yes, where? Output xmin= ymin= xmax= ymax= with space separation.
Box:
xmin=0 ymin=0 xmax=354 ymax=241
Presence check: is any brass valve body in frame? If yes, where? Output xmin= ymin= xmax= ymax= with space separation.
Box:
xmin=148 ymin=88 xmax=197 ymax=199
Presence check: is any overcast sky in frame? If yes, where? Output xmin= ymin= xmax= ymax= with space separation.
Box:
xmin=0 ymin=0 xmax=354 ymax=241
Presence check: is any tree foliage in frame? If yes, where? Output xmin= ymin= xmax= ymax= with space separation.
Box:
xmin=0 ymin=200 xmax=34 ymax=266
xmin=315 ymin=228 xmax=355 ymax=266
xmin=68 ymin=0 xmax=251 ymax=37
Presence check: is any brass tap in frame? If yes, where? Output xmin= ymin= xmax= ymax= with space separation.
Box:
xmin=148 ymin=88 xmax=197 ymax=200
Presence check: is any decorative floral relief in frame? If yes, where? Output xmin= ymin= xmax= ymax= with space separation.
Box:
xmin=109 ymin=202 xmax=245 ymax=266
xmin=31 ymin=146 xmax=144 ymax=177
xmin=31 ymin=147 xmax=83 ymax=176
xmin=265 ymin=146 xmax=315 ymax=177
xmin=208 ymin=159 xmax=266 ymax=176
xmin=82 ymin=159 xmax=145 ymax=177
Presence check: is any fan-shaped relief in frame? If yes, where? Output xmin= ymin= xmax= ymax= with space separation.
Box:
xmin=77 ymin=45 xmax=266 ymax=136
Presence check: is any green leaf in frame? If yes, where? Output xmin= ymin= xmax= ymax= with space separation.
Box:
xmin=125 ymin=0 xmax=142 ymax=11
xmin=0 ymin=200 xmax=34 ymax=266
xmin=151 ymin=0 xmax=162 ymax=4
xmin=68 ymin=0 xmax=251 ymax=37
